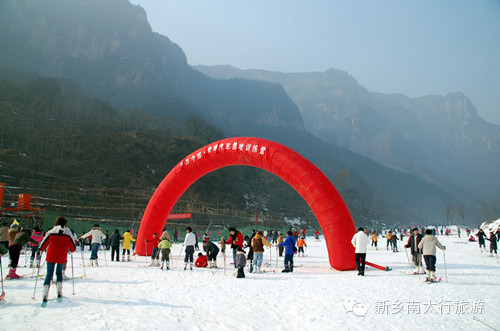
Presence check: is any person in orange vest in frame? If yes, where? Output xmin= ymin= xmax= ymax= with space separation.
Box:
xmin=297 ymin=237 xmax=307 ymax=257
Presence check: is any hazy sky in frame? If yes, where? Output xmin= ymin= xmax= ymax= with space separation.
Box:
xmin=130 ymin=0 xmax=500 ymax=125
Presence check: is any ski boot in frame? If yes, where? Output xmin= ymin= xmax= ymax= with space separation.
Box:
xmin=41 ymin=285 xmax=50 ymax=307
xmin=184 ymin=263 xmax=187 ymax=270
xmin=7 ymin=268 xmax=20 ymax=279
xmin=57 ymin=282 xmax=63 ymax=302
xmin=190 ymin=262 xmax=193 ymax=270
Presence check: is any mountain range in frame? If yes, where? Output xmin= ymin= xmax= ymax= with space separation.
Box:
xmin=1 ymin=0 xmax=498 ymax=225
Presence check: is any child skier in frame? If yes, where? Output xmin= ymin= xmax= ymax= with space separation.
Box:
xmin=39 ymin=217 xmax=76 ymax=306
xmin=183 ymin=227 xmax=196 ymax=270
xmin=297 ymin=236 xmax=307 ymax=257
xmin=146 ymin=233 xmax=160 ymax=266
xmin=7 ymin=228 xmax=39 ymax=279
xmin=121 ymin=229 xmax=136 ymax=261
xmin=203 ymin=237 xmax=219 ymax=268
xmin=371 ymin=231 xmax=378 ymax=250
xmin=29 ymin=227 xmax=43 ymax=268
xmin=158 ymin=237 xmax=172 ymax=269
xmin=195 ymin=252 xmax=208 ymax=268
xmin=418 ymin=229 xmax=446 ymax=282
xmin=235 ymin=247 xmax=247 ymax=278
xmin=279 ymin=230 xmax=297 ymax=273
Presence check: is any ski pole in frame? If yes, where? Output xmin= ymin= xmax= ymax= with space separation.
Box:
xmin=32 ymin=251 xmax=44 ymax=300
xmin=404 ymin=247 xmax=413 ymax=271
xmin=71 ymin=252 xmax=75 ymax=295
xmin=443 ymin=249 xmax=448 ymax=283
xmin=80 ymin=245 xmax=86 ymax=277
xmin=0 ymin=256 xmax=5 ymax=300
xmin=101 ymin=244 xmax=107 ymax=266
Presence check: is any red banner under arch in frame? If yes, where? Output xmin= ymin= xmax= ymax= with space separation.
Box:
xmin=136 ymin=137 xmax=356 ymax=271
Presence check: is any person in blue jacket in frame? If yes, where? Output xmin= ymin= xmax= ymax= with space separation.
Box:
xmin=279 ymin=230 xmax=297 ymax=273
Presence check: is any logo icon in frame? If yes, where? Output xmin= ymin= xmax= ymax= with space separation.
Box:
xmin=344 ymin=297 xmax=367 ymax=317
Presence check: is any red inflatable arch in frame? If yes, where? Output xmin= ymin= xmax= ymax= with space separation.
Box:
xmin=137 ymin=137 xmax=356 ymax=271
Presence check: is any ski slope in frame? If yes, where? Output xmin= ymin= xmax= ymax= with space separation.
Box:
xmin=0 ymin=234 xmax=498 ymax=330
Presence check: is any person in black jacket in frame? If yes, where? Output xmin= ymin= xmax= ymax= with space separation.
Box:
xmin=109 ymin=229 xmax=122 ymax=262
xmin=476 ymin=229 xmax=486 ymax=251
xmin=486 ymin=231 xmax=498 ymax=257
xmin=203 ymin=237 xmax=220 ymax=268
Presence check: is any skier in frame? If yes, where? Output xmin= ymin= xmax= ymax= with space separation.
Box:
xmin=80 ymin=224 xmax=105 ymax=266
xmin=39 ymin=216 xmax=76 ymax=306
xmin=251 ymin=230 xmax=271 ymax=273
xmin=7 ymin=228 xmax=39 ymax=279
xmin=301 ymin=228 xmax=307 ymax=239
xmin=404 ymin=228 xmax=423 ymax=273
xmin=314 ymin=229 xmax=320 ymax=241
xmin=390 ymin=231 xmax=399 ymax=252
xmin=235 ymin=247 xmax=247 ymax=278
xmin=109 ymin=229 xmax=121 ymax=262
xmin=160 ymin=228 xmax=171 ymax=241
xmin=29 ymin=226 xmax=43 ymax=268
xmin=158 ymin=236 xmax=172 ymax=270
xmin=371 ymin=231 xmax=378 ymax=250
xmin=418 ymin=229 xmax=446 ymax=282
xmin=203 ymin=236 xmax=219 ymax=268
xmin=277 ymin=232 xmax=285 ymax=257
xmin=146 ymin=233 xmax=160 ymax=266
xmin=386 ymin=231 xmax=392 ymax=250
xmin=173 ymin=228 xmax=178 ymax=243
xmin=183 ymin=227 xmax=196 ymax=270
xmin=222 ymin=226 xmax=244 ymax=271
xmin=485 ymin=231 xmax=498 ymax=257
xmin=351 ymin=227 xmax=369 ymax=276
xmin=279 ymin=230 xmax=297 ymax=273
xmin=121 ymin=229 xmax=136 ymax=261
xmin=244 ymin=235 xmax=253 ymax=269
xmin=0 ymin=222 xmax=9 ymax=249
xmin=195 ymin=252 xmax=208 ymax=268
xmin=476 ymin=229 xmax=486 ymax=251
xmin=297 ymin=236 xmax=307 ymax=257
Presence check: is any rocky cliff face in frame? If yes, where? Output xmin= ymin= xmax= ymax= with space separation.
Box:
xmin=196 ymin=65 xmax=500 ymax=200
xmin=0 ymin=0 xmax=304 ymax=131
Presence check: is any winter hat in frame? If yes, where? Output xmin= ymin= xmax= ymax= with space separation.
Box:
xmin=203 ymin=234 xmax=210 ymax=242
xmin=257 ymin=230 xmax=263 ymax=235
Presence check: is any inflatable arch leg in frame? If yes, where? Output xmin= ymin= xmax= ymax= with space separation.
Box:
xmin=137 ymin=137 xmax=356 ymax=271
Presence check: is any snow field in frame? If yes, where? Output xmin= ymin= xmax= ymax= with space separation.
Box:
xmin=0 ymin=234 xmax=499 ymax=330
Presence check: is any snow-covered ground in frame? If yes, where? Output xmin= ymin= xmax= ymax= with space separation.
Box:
xmin=1 ymin=234 xmax=499 ymax=330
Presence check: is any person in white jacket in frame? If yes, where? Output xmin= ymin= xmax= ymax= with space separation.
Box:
xmin=81 ymin=225 xmax=106 ymax=266
xmin=418 ymin=229 xmax=445 ymax=282
xmin=183 ymin=227 xmax=196 ymax=270
xmin=351 ymin=227 xmax=369 ymax=276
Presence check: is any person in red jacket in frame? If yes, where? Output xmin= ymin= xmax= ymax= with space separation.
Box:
xmin=195 ymin=253 xmax=208 ymax=268
xmin=146 ymin=233 xmax=160 ymax=266
xmin=39 ymin=216 xmax=76 ymax=306
xmin=222 ymin=226 xmax=244 ymax=270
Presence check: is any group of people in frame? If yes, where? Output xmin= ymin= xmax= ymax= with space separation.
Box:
xmin=173 ymin=226 xmax=309 ymax=278
xmin=352 ymin=226 xmax=446 ymax=282
xmin=475 ymin=228 xmax=498 ymax=257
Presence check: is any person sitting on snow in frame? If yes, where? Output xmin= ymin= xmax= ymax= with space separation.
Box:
xmin=195 ymin=252 xmax=208 ymax=268
xmin=418 ymin=229 xmax=445 ymax=283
